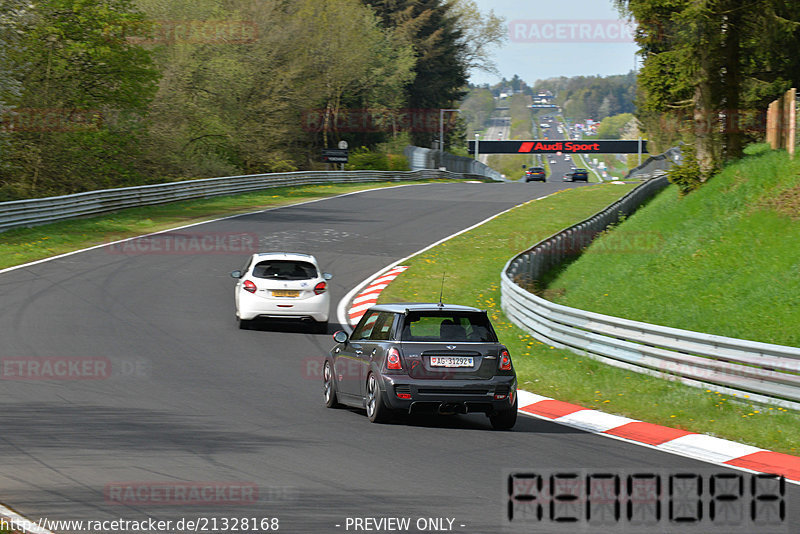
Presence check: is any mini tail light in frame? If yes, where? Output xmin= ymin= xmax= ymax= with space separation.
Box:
xmin=499 ymin=349 xmax=512 ymax=371
xmin=386 ymin=348 xmax=402 ymax=370
xmin=314 ymin=281 xmax=327 ymax=295
xmin=397 ymin=393 xmax=411 ymax=399
xmin=243 ymin=280 xmax=257 ymax=293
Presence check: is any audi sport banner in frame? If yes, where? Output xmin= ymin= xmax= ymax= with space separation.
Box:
xmin=468 ymin=140 xmax=647 ymax=154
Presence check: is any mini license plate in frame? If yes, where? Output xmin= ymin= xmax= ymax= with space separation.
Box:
xmin=272 ymin=290 xmax=300 ymax=297
xmin=430 ymin=356 xmax=474 ymax=368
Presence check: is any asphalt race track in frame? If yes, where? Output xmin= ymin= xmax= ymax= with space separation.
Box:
xmin=1 ymin=182 xmax=797 ymax=533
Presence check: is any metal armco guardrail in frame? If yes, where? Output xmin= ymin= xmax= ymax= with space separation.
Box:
xmin=501 ymin=149 xmax=800 ymax=410
xmin=404 ymin=145 xmax=505 ymax=181
xmin=0 ymin=168 xmax=492 ymax=233
xmin=624 ymin=145 xmax=682 ymax=180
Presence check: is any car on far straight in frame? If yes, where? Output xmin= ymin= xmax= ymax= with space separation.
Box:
xmin=563 ymin=168 xmax=589 ymax=182
xmin=524 ymin=167 xmax=546 ymax=182
xmin=231 ymin=252 xmax=332 ymax=332
xmin=323 ymin=303 xmax=518 ymax=430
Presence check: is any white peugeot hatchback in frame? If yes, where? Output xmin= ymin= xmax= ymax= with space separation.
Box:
xmin=231 ymin=253 xmax=332 ymax=332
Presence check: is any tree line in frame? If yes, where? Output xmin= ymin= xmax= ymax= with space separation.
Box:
xmin=530 ymin=72 xmax=637 ymax=121
xmin=0 ymin=0 xmax=503 ymax=200
xmin=468 ymin=72 xmax=638 ymax=124
xmin=615 ymin=1 xmax=800 ymax=182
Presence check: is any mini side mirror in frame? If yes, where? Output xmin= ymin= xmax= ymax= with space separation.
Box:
xmin=230 ymin=270 xmax=242 ymax=279
xmin=333 ymin=330 xmax=348 ymax=344
xmin=323 ymin=272 xmax=333 ymax=280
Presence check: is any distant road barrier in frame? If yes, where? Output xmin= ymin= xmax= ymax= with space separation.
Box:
xmin=404 ymin=145 xmax=505 ymax=181
xmin=0 ymin=168 xmax=492 ymax=233
xmin=501 ymin=150 xmax=800 ymax=410
xmin=624 ymin=145 xmax=682 ymax=180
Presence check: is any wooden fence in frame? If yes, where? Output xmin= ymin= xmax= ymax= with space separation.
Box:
xmin=766 ymin=87 xmax=797 ymax=156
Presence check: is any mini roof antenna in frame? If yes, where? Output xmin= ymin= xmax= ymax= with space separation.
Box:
xmin=437 ymin=271 xmax=446 ymax=308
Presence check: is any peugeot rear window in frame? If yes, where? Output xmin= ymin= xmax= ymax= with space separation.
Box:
xmin=400 ymin=312 xmax=497 ymax=342
xmin=252 ymin=260 xmax=318 ymax=280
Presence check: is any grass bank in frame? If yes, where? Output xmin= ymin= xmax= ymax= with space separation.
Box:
xmin=0 ymin=180 xmax=467 ymax=270
xmin=550 ymin=146 xmax=800 ymax=347
xmin=376 ymin=178 xmax=800 ymax=454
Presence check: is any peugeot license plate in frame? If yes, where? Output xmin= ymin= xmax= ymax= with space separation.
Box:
xmin=272 ymin=290 xmax=299 ymax=297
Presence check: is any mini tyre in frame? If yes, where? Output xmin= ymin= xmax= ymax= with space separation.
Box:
xmin=489 ymin=398 xmax=518 ymax=430
xmin=365 ymin=373 xmax=391 ymax=423
xmin=323 ymin=360 xmax=341 ymax=408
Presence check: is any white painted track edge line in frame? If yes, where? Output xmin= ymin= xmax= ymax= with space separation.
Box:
xmin=0 ymin=503 xmax=56 ymax=534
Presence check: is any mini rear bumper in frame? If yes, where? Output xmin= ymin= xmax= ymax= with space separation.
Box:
xmin=379 ymin=374 xmax=517 ymax=415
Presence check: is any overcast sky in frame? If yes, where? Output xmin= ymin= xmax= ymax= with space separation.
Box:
xmin=468 ymin=0 xmax=640 ymax=86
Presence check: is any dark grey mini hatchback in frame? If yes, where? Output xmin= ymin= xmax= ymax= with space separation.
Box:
xmin=324 ymin=303 xmax=517 ymax=429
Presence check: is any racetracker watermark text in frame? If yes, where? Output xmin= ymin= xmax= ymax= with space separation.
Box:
xmin=105 ymin=232 xmax=259 ymax=255
xmin=0 ymin=108 xmax=103 ymax=132
xmin=509 ymin=20 xmax=635 ymax=43
xmin=1 ymin=356 xmax=151 ymax=380
xmin=104 ymin=482 xmax=259 ymax=505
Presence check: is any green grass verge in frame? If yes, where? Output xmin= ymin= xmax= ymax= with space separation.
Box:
xmin=488 ymin=154 xmax=531 ymax=182
xmin=376 ymin=180 xmax=800 ymax=455
xmin=0 ymin=180 xmax=468 ymax=270
xmin=551 ymin=148 xmax=800 ymax=347
xmin=599 ymin=154 xmax=633 ymax=179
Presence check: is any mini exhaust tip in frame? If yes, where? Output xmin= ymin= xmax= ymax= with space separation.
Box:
xmin=438 ymin=403 xmax=467 ymax=415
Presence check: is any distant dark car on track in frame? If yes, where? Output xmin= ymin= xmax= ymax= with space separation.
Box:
xmin=524 ymin=167 xmax=546 ymax=182
xmin=563 ymin=168 xmax=589 ymax=182
xmin=324 ymin=303 xmax=518 ymax=429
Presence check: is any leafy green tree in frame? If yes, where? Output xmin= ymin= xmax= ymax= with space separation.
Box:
xmin=3 ymin=0 xmax=159 ymax=197
xmin=0 ymin=0 xmax=29 ymax=189
xmin=449 ymin=0 xmax=506 ymax=76
xmin=531 ymin=73 xmax=636 ymax=122
xmin=616 ymin=0 xmax=800 ymax=180
xmin=597 ymin=113 xmax=635 ymax=139
xmin=365 ymin=0 xmax=468 ymax=148
xmin=460 ymin=86 xmax=496 ymax=137
xmin=138 ymin=0 xmax=416 ymax=175
xmin=293 ymin=0 xmax=415 ymax=149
